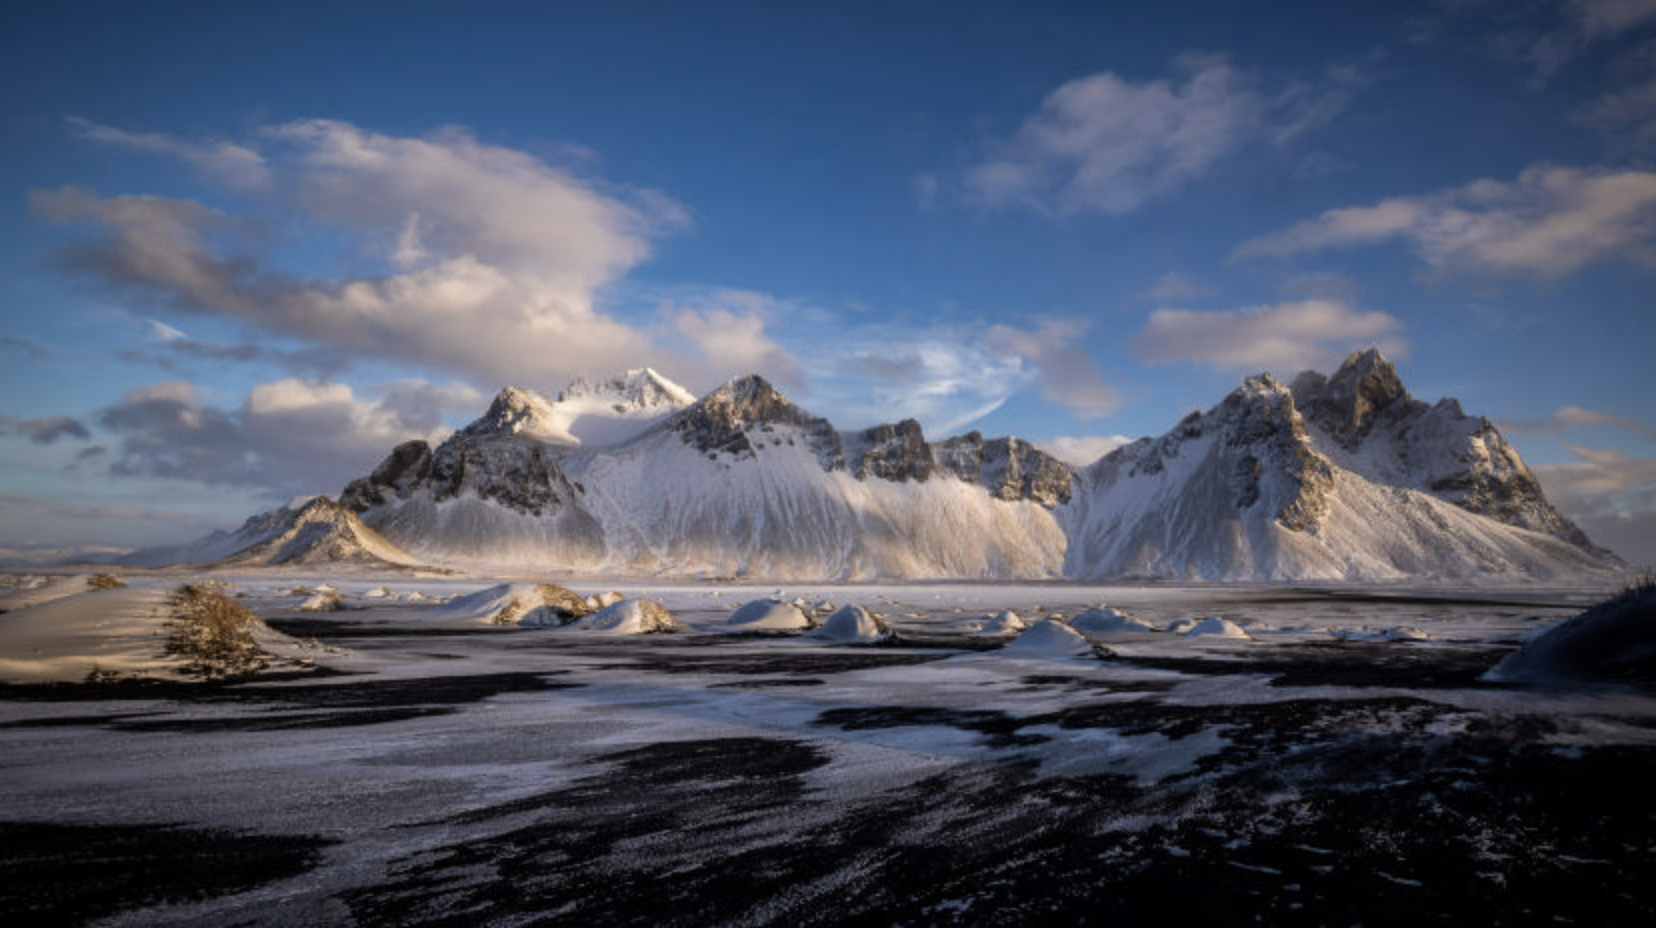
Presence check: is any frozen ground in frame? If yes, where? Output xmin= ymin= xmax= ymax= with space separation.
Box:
xmin=2 ymin=573 xmax=1655 ymax=925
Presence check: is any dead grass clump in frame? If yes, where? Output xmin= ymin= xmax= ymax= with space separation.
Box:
xmin=88 ymin=573 xmax=127 ymax=590
xmin=168 ymin=584 xmax=270 ymax=679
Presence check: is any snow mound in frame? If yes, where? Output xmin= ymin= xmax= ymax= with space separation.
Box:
xmin=0 ymin=586 xmax=322 ymax=683
xmin=574 ymin=599 xmax=679 ymax=635
xmin=1183 ymin=617 xmax=1253 ymax=639
xmin=1335 ymin=626 xmax=1430 ymax=642
xmin=1002 ymin=620 xmax=1109 ymax=659
xmin=725 ymin=598 xmax=812 ymax=631
xmin=972 ymin=610 xmax=1028 ymax=636
xmin=363 ymin=586 xmax=392 ymax=599
xmin=1484 ymin=583 xmax=1656 ymax=688
xmin=1070 ymin=607 xmax=1157 ymax=638
xmin=808 ymin=605 xmax=892 ymax=643
xmin=299 ymin=591 xmax=346 ymax=612
xmin=442 ymin=583 xmax=592 ymax=627
xmin=583 ymin=591 xmax=625 ymax=611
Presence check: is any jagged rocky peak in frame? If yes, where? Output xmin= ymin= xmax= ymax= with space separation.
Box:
xmin=846 ymin=419 xmax=935 ymax=482
xmin=1290 ymin=348 xmax=1418 ymax=447
xmin=461 ymin=385 xmax=569 ymax=444
xmin=558 ymin=366 xmax=696 ymax=412
xmin=1287 ymin=347 xmax=1601 ymax=552
xmin=671 ymin=375 xmax=840 ymax=463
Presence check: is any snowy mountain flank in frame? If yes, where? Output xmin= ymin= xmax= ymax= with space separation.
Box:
xmin=139 ymin=352 xmax=1616 ymax=582
xmin=123 ymin=496 xmax=420 ymax=570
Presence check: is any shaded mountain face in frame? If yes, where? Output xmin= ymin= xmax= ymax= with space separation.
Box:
xmin=143 ymin=352 xmax=1616 ymax=582
xmin=1290 ymin=349 xmax=1599 ymax=552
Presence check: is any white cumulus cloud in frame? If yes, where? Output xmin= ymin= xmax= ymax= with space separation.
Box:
xmin=1131 ymin=299 xmax=1406 ymax=375
xmin=960 ymin=54 xmax=1357 ymax=216
xmin=1233 ymin=164 xmax=1656 ymax=277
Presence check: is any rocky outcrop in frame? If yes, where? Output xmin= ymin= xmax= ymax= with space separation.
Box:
xmin=671 ymin=375 xmax=843 ymax=467
xmin=846 ymin=419 xmax=935 ymax=482
xmin=933 ymin=432 xmax=1075 ymax=508
xmin=341 ymin=440 xmax=433 ymax=511
xmin=1291 ymin=349 xmax=1601 ymax=553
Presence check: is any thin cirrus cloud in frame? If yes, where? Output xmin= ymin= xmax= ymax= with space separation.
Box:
xmin=1232 ymin=164 xmax=1656 ymax=277
xmin=958 ymin=53 xmax=1358 ymax=216
xmin=96 ymin=377 xmax=482 ymax=496
xmin=0 ymin=415 xmax=92 ymax=444
xmin=1131 ymin=299 xmax=1407 ymax=375
xmin=38 ymin=118 xmax=798 ymax=394
xmin=1409 ymin=0 xmax=1656 ymax=80
xmin=1503 ymin=404 xmax=1656 ymax=441
xmin=66 ymin=116 xmax=272 ymax=190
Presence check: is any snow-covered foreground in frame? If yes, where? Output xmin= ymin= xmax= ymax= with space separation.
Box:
xmin=2 ymin=573 xmax=1654 ymax=925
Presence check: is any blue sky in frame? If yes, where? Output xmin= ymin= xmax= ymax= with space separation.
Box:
xmin=2 ymin=0 xmax=1654 ymax=564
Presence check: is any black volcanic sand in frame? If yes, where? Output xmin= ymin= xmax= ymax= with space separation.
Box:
xmin=0 ymin=822 xmax=332 ymax=927
xmin=341 ymin=702 xmax=1656 ymax=927
xmin=3 ymin=629 xmax=1655 ymax=926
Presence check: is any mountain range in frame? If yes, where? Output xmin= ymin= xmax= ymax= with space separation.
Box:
xmin=130 ymin=353 xmax=1617 ymax=582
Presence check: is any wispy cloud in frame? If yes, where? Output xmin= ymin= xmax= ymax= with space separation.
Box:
xmin=1233 ymin=164 xmax=1656 ymax=277
xmin=1134 ymin=271 xmax=1214 ymax=303
xmin=67 ymin=116 xmax=272 ymax=190
xmin=0 ymin=336 xmax=46 ymax=360
xmin=0 ymin=415 xmax=92 ymax=444
xmin=957 ymin=53 xmax=1361 ymax=216
xmin=1503 ymin=405 xmax=1656 ymax=440
xmin=1410 ymin=0 xmax=1656 ymax=80
xmin=1536 ymin=444 xmax=1656 ymax=566
xmin=983 ymin=318 xmax=1120 ymax=419
xmin=1131 ymin=299 xmax=1406 ymax=375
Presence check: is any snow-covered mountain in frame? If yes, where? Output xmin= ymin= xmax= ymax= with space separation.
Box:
xmin=345 ymin=375 xmax=1071 ymax=577
xmin=123 ymin=496 xmax=419 ymax=569
xmin=1060 ymin=356 xmax=1608 ymax=581
xmin=143 ymin=353 xmax=1618 ymax=582
xmin=451 ymin=367 xmax=696 ymax=449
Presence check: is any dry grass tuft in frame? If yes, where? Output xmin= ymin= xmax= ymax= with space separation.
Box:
xmin=168 ymin=584 xmax=270 ymax=678
xmin=87 ymin=573 xmax=127 ymax=590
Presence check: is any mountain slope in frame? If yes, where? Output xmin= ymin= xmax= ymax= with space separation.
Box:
xmin=1289 ymin=349 xmax=1600 ymax=551
xmin=1061 ymin=367 xmax=1608 ymax=581
xmin=124 ymin=496 xmax=420 ymax=569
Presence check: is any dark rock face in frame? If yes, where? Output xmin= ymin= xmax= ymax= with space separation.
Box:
xmin=670 ymin=376 xmax=842 ymax=468
xmin=342 ymin=434 xmax=578 ymax=519
xmin=341 ymin=441 xmax=433 ymax=512
xmin=1291 ymin=349 xmax=1601 ymax=553
xmin=934 ymin=432 xmax=1075 ymax=508
xmin=1291 ymin=348 xmax=1410 ymax=450
xmin=426 ymin=437 xmax=578 ymax=518
xmin=847 ymin=420 xmax=935 ymax=482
